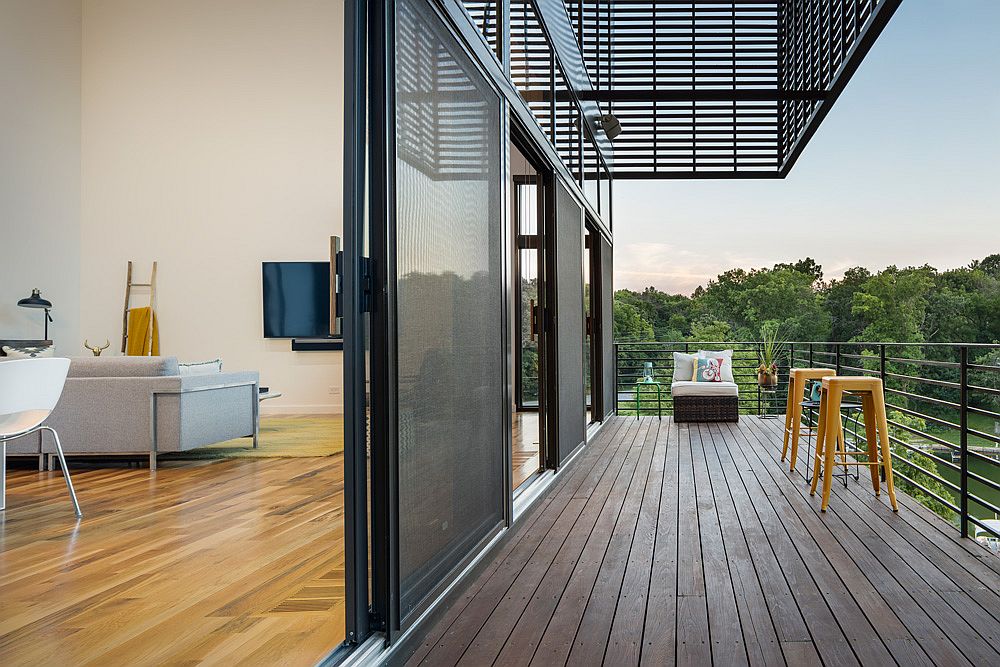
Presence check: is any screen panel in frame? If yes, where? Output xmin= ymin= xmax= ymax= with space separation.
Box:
xmin=394 ymin=0 xmax=505 ymax=621
xmin=600 ymin=234 xmax=615 ymax=419
xmin=554 ymin=178 xmax=585 ymax=462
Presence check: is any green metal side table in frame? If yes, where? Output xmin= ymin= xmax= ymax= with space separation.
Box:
xmin=634 ymin=380 xmax=663 ymax=420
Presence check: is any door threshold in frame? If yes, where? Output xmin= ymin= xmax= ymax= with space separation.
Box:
xmin=512 ymin=469 xmax=555 ymax=521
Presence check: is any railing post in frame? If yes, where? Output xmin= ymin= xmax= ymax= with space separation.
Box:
xmin=757 ymin=341 xmax=762 ymax=416
xmin=960 ymin=345 xmax=969 ymax=538
xmin=809 ymin=342 xmax=814 ymax=368
xmin=879 ymin=343 xmax=886 ymax=380
xmin=835 ymin=343 xmax=842 ymax=375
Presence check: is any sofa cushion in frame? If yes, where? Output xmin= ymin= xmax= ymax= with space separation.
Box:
xmin=671 ymin=380 xmax=739 ymax=397
xmin=68 ymin=356 xmax=180 ymax=378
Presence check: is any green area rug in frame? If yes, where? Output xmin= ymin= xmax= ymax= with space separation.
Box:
xmin=165 ymin=415 xmax=344 ymax=459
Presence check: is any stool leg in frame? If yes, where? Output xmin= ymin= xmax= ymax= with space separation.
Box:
xmin=789 ymin=397 xmax=805 ymax=472
xmin=873 ymin=390 xmax=898 ymax=511
xmin=810 ymin=390 xmax=828 ymax=496
xmin=862 ymin=394 xmax=881 ymax=495
xmin=782 ymin=375 xmax=797 ymax=461
xmin=821 ymin=388 xmax=842 ymax=511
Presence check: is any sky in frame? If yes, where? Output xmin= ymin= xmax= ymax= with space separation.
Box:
xmin=612 ymin=1 xmax=1000 ymax=295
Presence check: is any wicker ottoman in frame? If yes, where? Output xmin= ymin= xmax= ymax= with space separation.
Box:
xmin=673 ymin=395 xmax=739 ymax=422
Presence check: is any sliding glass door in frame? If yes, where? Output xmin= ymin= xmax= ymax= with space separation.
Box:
xmin=371 ymin=0 xmax=508 ymax=630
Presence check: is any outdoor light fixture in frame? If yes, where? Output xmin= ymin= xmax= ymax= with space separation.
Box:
xmin=17 ymin=288 xmax=54 ymax=339
xmin=596 ymin=113 xmax=622 ymax=140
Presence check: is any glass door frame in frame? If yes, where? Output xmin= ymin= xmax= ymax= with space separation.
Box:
xmin=509 ymin=124 xmax=556 ymax=489
xmin=584 ymin=218 xmax=604 ymax=423
xmin=341 ymin=0 xmax=374 ymax=652
xmin=367 ymin=0 xmax=513 ymax=639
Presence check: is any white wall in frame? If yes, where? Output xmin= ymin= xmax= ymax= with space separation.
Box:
xmin=79 ymin=0 xmax=345 ymax=413
xmin=0 ymin=0 xmax=82 ymax=349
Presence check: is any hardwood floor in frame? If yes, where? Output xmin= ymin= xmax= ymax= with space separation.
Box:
xmin=0 ymin=456 xmax=345 ymax=666
xmin=400 ymin=416 xmax=1000 ymax=666
xmin=512 ymin=411 xmax=541 ymax=490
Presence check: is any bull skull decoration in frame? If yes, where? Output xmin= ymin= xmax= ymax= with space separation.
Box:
xmin=84 ymin=339 xmax=110 ymax=356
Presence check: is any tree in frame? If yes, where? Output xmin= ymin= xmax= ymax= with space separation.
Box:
xmin=693 ymin=263 xmax=831 ymax=341
xmin=851 ymin=266 xmax=935 ymax=343
xmin=824 ymin=267 xmax=871 ymax=342
xmin=613 ymin=299 xmax=654 ymax=342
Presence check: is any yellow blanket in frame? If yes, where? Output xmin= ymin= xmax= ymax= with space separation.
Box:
xmin=126 ymin=306 xmax=159 ymax=356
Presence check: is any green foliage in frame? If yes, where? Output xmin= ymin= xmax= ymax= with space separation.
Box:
xmin=692 ymin=261 xmax=831 ymax=341
xmin=614 ymin=254 xmax=1000 ymax=349
xmin=884 ymin=411 xmax=958 ymax=522
xmin=612 ymin=298 xmax=654 ymax=342
xmin=687 ymin=319 xmax=733 ymax=342
xmin=851 ymin=266 xmax=935 ymax=343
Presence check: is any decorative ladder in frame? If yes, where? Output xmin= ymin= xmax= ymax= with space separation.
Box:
xmin=120 ymin=261 xmax=157 ymax=355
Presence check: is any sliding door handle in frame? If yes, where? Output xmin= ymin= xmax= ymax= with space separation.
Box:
xmin=529 ymin=298 xmax=538 ymax=342
xmin=330 ymin=236 xmax=343 ymax=336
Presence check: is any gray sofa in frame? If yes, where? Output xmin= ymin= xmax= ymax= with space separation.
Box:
xmin=7 ymin=356 xmax=259 ymax=470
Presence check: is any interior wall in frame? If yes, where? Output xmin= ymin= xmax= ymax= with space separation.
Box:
xmin=79 ymin=0 xmax=345 ymax=413
xmin=0 ymin=0 xmax=82 ymax=349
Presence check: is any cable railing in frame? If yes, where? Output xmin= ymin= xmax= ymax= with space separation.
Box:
xmin=614 ymin=341 xmax=1000 ymax=548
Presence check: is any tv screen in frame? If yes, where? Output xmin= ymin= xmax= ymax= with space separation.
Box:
xmin=262 ymin=261 xmax=330 ymax=338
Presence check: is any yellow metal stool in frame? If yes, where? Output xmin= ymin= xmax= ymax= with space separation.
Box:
xmin=782 ymin=368 xmax=835 ymax=471
xmin=809 ymin=376 xmax=898 ymax=512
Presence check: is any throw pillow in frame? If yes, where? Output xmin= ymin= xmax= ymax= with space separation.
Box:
xmin=698 ymin=349 xmax=735 ymax=383
xmin=672 ymin=352 xmax=698 ymax=383
xmin=693 ymin=356 xmax=725 ymax=382
xmin=2 ymin=344 xmax=54 ymax=359
xmin=178 ymin=358 xmax=223 ymax=376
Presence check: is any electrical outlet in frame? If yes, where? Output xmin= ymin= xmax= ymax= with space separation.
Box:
xmin=328 ymin=386 xmax=341 ymax=396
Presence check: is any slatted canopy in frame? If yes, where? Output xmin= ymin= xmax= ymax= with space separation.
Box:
xmin=566 ymin=0 xmax=901 ymax=178
xmin=463 ymin=0 xmax=901 ymax=180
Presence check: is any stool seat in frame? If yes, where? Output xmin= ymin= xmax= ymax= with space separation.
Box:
xmin=783 ymin=368 xmax=836 ymax=471
xmin=820 ymin=375 xmax=883 ymax=391
xmin=809 ymin=375 xmax=898 ymax=512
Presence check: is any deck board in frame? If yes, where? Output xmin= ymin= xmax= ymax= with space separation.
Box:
xmin=400 ymin=416 xmax=1000 ymax=667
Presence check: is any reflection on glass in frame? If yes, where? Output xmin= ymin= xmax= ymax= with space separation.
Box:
xmin=395 ymin=0 xmax=504 ymax=620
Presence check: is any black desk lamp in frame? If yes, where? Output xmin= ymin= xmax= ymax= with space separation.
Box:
xmin=17 ymin=289 xmax=53 ymax=339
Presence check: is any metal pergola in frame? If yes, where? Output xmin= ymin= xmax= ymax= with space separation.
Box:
xmin=466 ymin=0 xmax=902 ymax=180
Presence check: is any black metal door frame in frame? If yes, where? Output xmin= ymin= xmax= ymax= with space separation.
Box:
xmin=341 ymin=0 xmax=374 ymax=652
xmin=585 ymin=218 xmax=604 ymax=422
xmin=367 ymin=0 xmax=399 ymax=642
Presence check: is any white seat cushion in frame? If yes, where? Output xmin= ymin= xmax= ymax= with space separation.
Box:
xmin=670 ymin=381 xmax=739 ymax=397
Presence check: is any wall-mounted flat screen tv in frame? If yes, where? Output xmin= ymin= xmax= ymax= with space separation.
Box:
xmin=262 ymin=261 xmax=330 ymax=338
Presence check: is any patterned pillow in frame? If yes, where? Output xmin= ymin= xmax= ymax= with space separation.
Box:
xmin=697 ymin=349 xmax=735 ymax=382
xmin=693 ymin=356 xmax=725 ymax=383
xmin=2 ymin=345 xmax=54 ymax=359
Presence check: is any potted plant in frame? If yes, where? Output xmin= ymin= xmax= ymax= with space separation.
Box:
xmin=756 ymin=322 xmax=785 ymax=388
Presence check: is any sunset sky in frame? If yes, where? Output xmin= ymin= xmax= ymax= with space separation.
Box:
xmin=612 ymin=1 xmax=1000 ymax=295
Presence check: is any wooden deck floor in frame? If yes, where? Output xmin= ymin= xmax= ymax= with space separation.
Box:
xmin=400 ymin=416 xmax=1000 ymax=667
